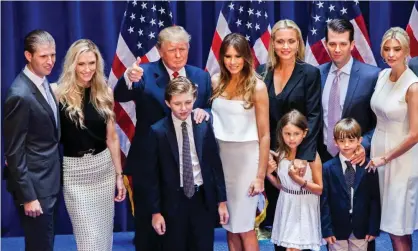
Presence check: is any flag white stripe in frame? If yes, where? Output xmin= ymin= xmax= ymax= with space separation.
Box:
xmin=115 ymin=123 xmax=131 ymax=156
xmin=409 ymin=5 xmax=418 ymax=40
xmin=216 ymin=13 xmax=232 ymax=40
xmin=304 ymin=38 xmax=320 ymax=66
xmin=351 ymin=20 xmax=377 ymax=66
xmin=206 ymin=50 xmax=220 ymax=76
xmin=116 ymin=34 xmax=137 ymax=68
xmin=145 ymin=46 xmax=161 ymax=62
xmin=253 ymin=38 xmax=268 ymax=65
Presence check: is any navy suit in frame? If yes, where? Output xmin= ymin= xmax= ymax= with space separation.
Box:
xmin=113 ymin=59 xmax=211 ymax=250
xmin=318 ymin=59 xmax=380 ymax=162
xmin=409 ymin=57 xmax=418 ymax=75
xmin=144 ymin=115 xmax=226 ymax=251
xmin=321 ymin=157 xmax=381 ymax=240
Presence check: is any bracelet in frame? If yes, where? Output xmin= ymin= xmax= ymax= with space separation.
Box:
xmin=116 ymin=172 xmax=123 ymax=177
xmin=382 ymin=156 xmax=389 ymax=164
xmin=300 ymin=180 xmax=308 ymax=190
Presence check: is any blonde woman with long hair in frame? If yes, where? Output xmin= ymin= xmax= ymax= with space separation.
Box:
xmin=368 ymin=27 xmax=418 ymax=251
xmin=211 ymin=33 xmax=270 ymax=251
xmin=255 ymin=21 xmax=321 ymax=248
xmin=54 ymin=39 xmax=126 ymax=251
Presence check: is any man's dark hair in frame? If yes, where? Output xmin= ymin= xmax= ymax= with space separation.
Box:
xmin=24 ymin=29 xmax=55 ymax=54
xmin=325 ymin=19 xmax=354 ymax=42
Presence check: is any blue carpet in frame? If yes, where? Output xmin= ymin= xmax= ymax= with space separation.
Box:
xmin=2 ymin=228 xmax=418 ymax=250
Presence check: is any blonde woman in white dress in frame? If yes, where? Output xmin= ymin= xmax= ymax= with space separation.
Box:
xmin=211 ymin=33 xmax=270 ymax=251
xmin=368 ymin=27 xmax=418 ymax=251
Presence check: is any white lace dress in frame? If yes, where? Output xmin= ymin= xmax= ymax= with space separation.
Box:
xmin=271 ymin=158 xmax=321 ymax=251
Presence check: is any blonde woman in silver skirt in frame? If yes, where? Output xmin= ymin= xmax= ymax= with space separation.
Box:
xmin=53 ymin=39 xmax=126 ymax=251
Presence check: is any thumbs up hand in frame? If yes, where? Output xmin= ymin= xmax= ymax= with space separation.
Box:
xmin=127 ymin=57 xmax=143 ymax=82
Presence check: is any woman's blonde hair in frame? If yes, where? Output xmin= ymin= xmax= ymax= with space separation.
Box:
xmin=211 ymin=33 xmax=258 ymax=109
xmin=380 ymin=27 xmax=410 ymax=62
xmin=57 ymin=39 xmax=114 ymax=128
xmin=265 ymin=19 xmax=305 ymax=73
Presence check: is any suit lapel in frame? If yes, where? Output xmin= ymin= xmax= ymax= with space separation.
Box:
xmin=331 ymin=158 xmax=349 ymax=196
xmin=192 ymin=116 xmax=203 ymax=165
xmin=155 ymin=60 xmax=170 ymax=89
xmin=353 ymin=163 xmax=366 ymax=194
xmin=21 ymin=73 xmax=57 ymax=130
xmin=165 ymin=116 xmax=180 ymax=167
xmin=280 ymin=62 xmax=304 ymax=101
xmin=342 ymin=60 xmax=360 ymax=117
xmin=262 ymin=69 xmax=274 ymax=92
xmin=320 ymin=63 xmax=332 ymax=92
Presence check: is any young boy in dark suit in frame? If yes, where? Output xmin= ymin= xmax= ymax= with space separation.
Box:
xmin=143 ymin=76 xmax=229 ymax=251
xmin=321 ymin=118 xmax=381 ymax=251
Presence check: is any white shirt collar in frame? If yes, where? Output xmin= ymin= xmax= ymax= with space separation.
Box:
xmin=171 ymin=113 xmax=192 ymax=128
xmin=23 ymin=65 xmax=46 ymax=88
xmin=162 ymin=61 xmax=186 ymax=79
xmin=339 ymin=153 xmax=356 ymax=171
xmin=330 ymin=56 xmax=353 ymax=76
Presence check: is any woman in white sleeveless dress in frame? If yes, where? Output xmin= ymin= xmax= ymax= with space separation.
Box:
xmin=368 ymin=27 xmax=418 ymax=250
xmin=211 ymin=33 xmax=270 ymax=250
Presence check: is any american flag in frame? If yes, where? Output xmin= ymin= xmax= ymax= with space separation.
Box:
xmin=406 ymin=1 xmax=418 ymax=57
xmin=108 ymin=1 xmax=173 ymax=214
xmin=305 ymin=1 xmax=377 ymax=66
xmin=206 ymin=1 xmax=271 ymax=75
xmin=205 ymin=1 xmax=270 ymax=227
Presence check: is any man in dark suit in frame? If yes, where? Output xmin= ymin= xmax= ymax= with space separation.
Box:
xmin=113 ymin=25 xmax=212 ymax=250
xmin=3 ymin=29 xmax=61 ymax=251
xmin=321 ymin=118 xmax=380 ymax=251
xmin=409 ymin=56 xmax=418 ymax=75
xmin=144 ymin=77 xmax=228 ymax=251
xmin=318 ymin=19 xmax=381 ymax=251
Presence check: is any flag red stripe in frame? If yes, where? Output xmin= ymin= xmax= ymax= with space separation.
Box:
xmin=251 ymin=48 xmax=260 ymax=68
xmin=260 ymin=31 xmax=271 ymax=51
xmin=406 ymin=25 xmax=418 ymax=57
xmin=310 ymin=41 xmax=331 ymax=65
xmin=354 ymin=15 xmax=372 ymax=46
xmin=140 ymin=55 xmax=150 ymax=64
xmin=114 ymin=102 xmax=136 ymax=140
xmin=112 ymin=55 xmax=127 ymax=79
xmin=211 ymin=32 xmax=223 ymax=61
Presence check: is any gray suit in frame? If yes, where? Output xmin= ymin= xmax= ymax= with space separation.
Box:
xmin=409 ymin=56 xmax=418 ymax=76
xmin=4 ymin=71 xmax=61 ymax=251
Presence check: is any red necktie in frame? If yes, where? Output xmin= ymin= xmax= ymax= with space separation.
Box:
xmin=172 ymin=71 xmax=179 ymax=78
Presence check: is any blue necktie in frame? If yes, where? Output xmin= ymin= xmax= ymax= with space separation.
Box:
xmin=42 ymin=80 xmax=58 ymax=127
xmin=182 ymin=122 xmax=195 ymax=198
xmin=345 ymin=160 xmax=355 ymax=209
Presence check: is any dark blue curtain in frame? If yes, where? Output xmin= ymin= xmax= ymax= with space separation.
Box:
xmin=1 ymin=1 xmax=415 ymax=237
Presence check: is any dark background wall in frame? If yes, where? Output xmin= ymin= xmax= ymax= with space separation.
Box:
xmin=1 ymin=1 xmax=415 ymax=236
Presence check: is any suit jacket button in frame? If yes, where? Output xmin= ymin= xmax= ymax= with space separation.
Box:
xmin=176 ymin=188 xmax=180 ymax=191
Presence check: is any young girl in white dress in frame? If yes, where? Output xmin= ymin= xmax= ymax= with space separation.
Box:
xmin=267 ymin=110 xmax=323 ymax=251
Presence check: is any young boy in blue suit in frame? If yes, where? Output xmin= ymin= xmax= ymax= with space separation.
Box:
xmin=143 ymin=76 xmax=229 ymax=251
xmin=321 ymin=118 xmax=380 ymax=251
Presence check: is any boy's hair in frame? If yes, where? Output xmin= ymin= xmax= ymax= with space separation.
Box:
xmin=333 ymin=118 xmax=362 ymax=140
xmin=164 ymin=76 xmax=198 ymax=101
xmin=276 ymin=109 xmax=308 ymax=159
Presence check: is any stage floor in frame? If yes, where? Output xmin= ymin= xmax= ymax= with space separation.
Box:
xmin=1 ymin=228 xmax=416 ymax=250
